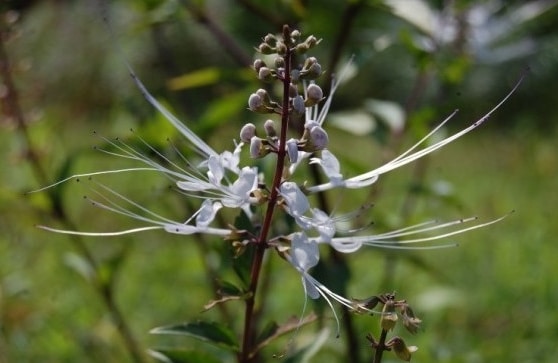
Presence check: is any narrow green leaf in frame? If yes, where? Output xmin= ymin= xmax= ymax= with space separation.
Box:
xmin=150 ymin=321 xmax=239 ymax=352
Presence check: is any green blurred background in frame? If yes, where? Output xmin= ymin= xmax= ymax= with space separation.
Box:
xmin=1 ymin=0 xmax=558 ymax=362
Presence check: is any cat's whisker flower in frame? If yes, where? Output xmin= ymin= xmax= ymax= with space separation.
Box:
xmin=38 ymin=24 xmax=523 ymax=347
xmin=307 ymin=71 xmax=525 ymax=193
xmin=284 ymin=232 xmax=373 ymax=337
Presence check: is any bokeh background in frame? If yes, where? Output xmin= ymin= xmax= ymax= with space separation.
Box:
xmin=1 ymin=0 xmax=558 ymax=362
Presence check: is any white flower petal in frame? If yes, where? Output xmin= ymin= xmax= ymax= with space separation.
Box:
xmin=280 ymin=182 xmax=310 ymax=216
xmin=310 ymin=149 xmax=342 ymax=182
xmin=207 ymin=156 xmax=224 ymax=184
xmin=195 ymin=200 xmax=223 ymax=227
xmin=291 ymin=232 xmax=319 ymax=271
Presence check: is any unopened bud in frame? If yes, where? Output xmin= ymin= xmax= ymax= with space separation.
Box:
xmin=263 ymin=34 xmax=275 ymax=45
xmin=256 ymin=88 xmax=270 ymax=101
xmin=308 ymin=125 xmax=328 ymax=150
xmin=304 ymin=35 xmax=319 ymax=48
xmin=286 ymin=138 xmax=299 ymax=163
xmin=253 ymin=59 xmax=266 ymax=72
xmin=305 ymin=84 xmax=323 ymax=107
xmin=258 ymin=67 xmax=274 ymax=82
xmin=264 ymin=119 xmax=277 ymax=137
xmin=250 ymin=137 xmax=264 ymax=158
xmin=303 ymin=57 xmax=317 ymax=68
xmin=275 ymin=57 xmax=285 ymax=68
xmin=240 ymin=123 xmax=256 ymax=143
xmin=300 ymin=57 xmax=322 ymax=80
xmin=292 ymin=95 xmax=305 ymax=115
xmin=304 ymin=62 xmax=322 ymax=80
xmin=258 ymin=43 xmax=274 ymax=54
xmin=276 ymin=42 xmax=287 ymax=56
xmin=290 ymin=29 xmax=301 ymax=39
xmin=248 ymin=93 xmax=263 ymax=112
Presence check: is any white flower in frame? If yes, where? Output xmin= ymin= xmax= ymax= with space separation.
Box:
xmin=38 ymin=184 xmax=232 ymax=238
xmin=35 ymin=69 xmax=258 ymax=235
xmin=305 ymin=77 xmax=522 ymax=193
xmin=285 ymin=232 xmax=373 ymax=336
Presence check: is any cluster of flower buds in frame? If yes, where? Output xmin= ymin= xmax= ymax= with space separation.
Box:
xmin=243 ymin=28 xmax=328 ymax=164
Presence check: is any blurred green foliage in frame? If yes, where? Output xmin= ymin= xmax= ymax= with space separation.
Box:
xmin=1 ymin=0 xmax=558 ymax=362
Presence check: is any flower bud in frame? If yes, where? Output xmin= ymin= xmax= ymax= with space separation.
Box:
xmin=304 ymin=35 xmax=319 ymax=48
xmin=250 ymin=136 xmax=264 ymax=158
xmin=308 ymin=125 xmax=328 ymax=150
xmin=304 ymin=62 xmax=322 ymax=80
xmin=248 ymin=93 xmax=263 ymax=112
xmin=258 ymin=43 xmax=274 ymax=54
xmin=290 ymin=29 xmax=301 ymax=39
xmin=305 ymin=84 xmax=323 ymax=107
xmin=263 ymin=33 xmax=275 ymax=45
xmin=256 ymin=88 xmax=270 ymax=102
xmin=264 ymin=119 xmax=277 ymax=137
xmin=292 ymin=95 xmax=305 ymax=115
xmin=286 ymin=138 xmax=299 ymax=163
xmin=276 ymin=42 xmax=287 ymax=56
xmin=275 ymin=56 xmax=285 ymax=68
xmin=240 ymin=123 xmax=256 ymax=143
xmin=258 ymin=67 xmax=274 ymax=82
xmin=253 ymin=59 xmax=266 ymax=72
xmin=300 ymin=57 xmax=322 ymax=80
xmin=303 ymin=57 xmax=317 ymax=69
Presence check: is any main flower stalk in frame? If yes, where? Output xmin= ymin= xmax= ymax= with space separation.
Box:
xmin=241 ymin=25 xmax=294 ymax=363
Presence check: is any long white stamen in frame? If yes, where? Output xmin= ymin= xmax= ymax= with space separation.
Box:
xmin=307 ymin=73 xmax=526 ymax=193
xmin=36 ymin=225 xmax=162 ymax=236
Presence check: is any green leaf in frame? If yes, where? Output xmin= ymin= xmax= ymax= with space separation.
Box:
xmin=216 ymin=279 xmax=244 ymax=296
xmin=150 ymin=321 xmax=239 ymax=352
xmin=149 ymin=348 xmax=223 ymax=363
xmin=203 ymin=279 xmax=249 ymax=311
